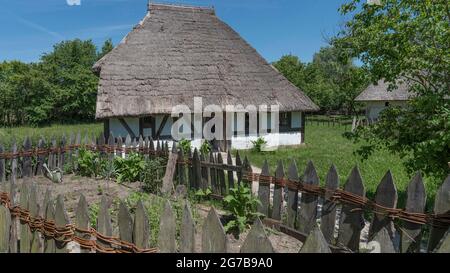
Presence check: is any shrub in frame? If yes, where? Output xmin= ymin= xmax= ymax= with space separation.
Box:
xmin=75 ymin=148 xmax=107 ymax=178
xmin=141 ymin=157 xmax=167 ymax=194
xmin=178 ymin=138 xmax=192 ymax=155
xmin=200 ymin=140 xmax=211 ymax=157
xmin=251 ymin=137 xmax=267 ymax=153
xmin=222 ymin=184 xmax=263 ymax=237
xmin=113 ymin=152 xmax=146 ymax=183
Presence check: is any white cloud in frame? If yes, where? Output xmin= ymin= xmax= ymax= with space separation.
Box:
xmin=67 ymin=0 xmax=81 ymax=6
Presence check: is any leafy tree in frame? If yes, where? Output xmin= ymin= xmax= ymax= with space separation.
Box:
xmin=0 ymin=38 xmax=113 ymax=126
xmin=98 ymin=38 xmax=114 ymax=59
xmin=335 ymin=0 xmax=450 ymax=180
xmin=273 ymin=47 xmax=368 ymax=114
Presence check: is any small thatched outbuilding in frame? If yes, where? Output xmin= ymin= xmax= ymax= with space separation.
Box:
xmin=355 ymin=79 xmax=413 ymax=121
xmin=93 ymin=3 xmax=319 ymax=150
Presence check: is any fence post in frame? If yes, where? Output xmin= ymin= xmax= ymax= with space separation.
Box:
xmin=29 ymin=183 xmax=41 ymax=253
xmin=55 ymin=194 xmax=70 ymax=253
xmin=272 ymin=160 xmax=284 ymax=221
xmin=11 ymin=140 xmax=17 ymax=184
xmin=43 ymin=189 xmax=55 ymax=253
xmin=74 ymin=132 xmax=81 ymax=171
xmin=192 ymin=149 xmax=202 ymax=191
xmin=118 ymin=201 xmax=133 ymax=248
xmin=8 ymin=180 xmax=17 ymax=253
xmin=19 ymin=183 xmax=30 ymax=253
xmin=337 ymin=166 xmax=365 ymax=252
xmin=286 ymin=160 xmax=299 ymax=229
xmin=0 ymin=196 xmax=11 ymax=253
xmin=257 ymin=160 xmax=270 ymax=217
xmin=49 ymin=137 xmax=57 ymax=170
xmin=240 ymin=218 xmax=273 ymax=253
xmin=177 ymin=148 xmax=186 ymax=186
xmin=133 ymin=200 xmax=149 ymax=249
xmin=298 ymin=161 xmax=319 ymax=235
xmin=97 ymin=195 xmax=113 ymax=250
xmin=401 ymin=172 xmax=426 ymax=253
xmin=368 ymin=170 xmax=398 ymax=251
xmin=0 ymin=143 xmax=4 ymax=183
xmin=217 ymin=152 xmax=226 ymax=195
xmin=321 ymin=165 xmax=339 ymax=243
xmin=67 ymin=133 xmax=74 ymax=170
xmin=117 ymin=135 xmax=123 ymax=158
xmin=125 ymin=134 xmax=131 ymax=158
xmin=180 ymin=200 xmax=195 ymax=253
xmin=75 ymin=194 xmax=90 ymax=253
xmin=202 ymin=207 xmax=227 ymax=253
xmin=59 ymin=134 xmax=66 ymax=170
xmin=22 ymin=137 xmax=32 ymax=180
xmin=209 ymin=152 xmax=218 ymax=194
xmin=227 ymin=151 xmax=234 ymax=190
xmin=36 ymin=138 xmax=46 ymax=176
xmin=299 ymin=225 xmax=331 ymax=253
xmin=158 ymin=200 xmax=177 ymax=253
xmin=235 ymin=151 xmax=242 ymax=186
xmin=427 ymin=175 xmax=450 ymax=252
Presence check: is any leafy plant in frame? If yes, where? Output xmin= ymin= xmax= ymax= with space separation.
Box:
xmin=75 ymin=148 xmax=107 ymax=178
xmin=193 ymin=187 xmax=213 ymax=202
xmin=251 ymin=137 xmax=267 ymax=153
xmin=222 ymin=185 xmax=263 ymax=237
xmin=178 ymin=138 xmax=192 ymax=155
xmin=200 ymin=140 xmax=211 ymax=157
xmin=113 ymin=152 xmax=146 ymax=183
xmin=88 ymin=203 xmax=100 ymax=228
xmin=141 ymin=157 xmax=167 ymax=194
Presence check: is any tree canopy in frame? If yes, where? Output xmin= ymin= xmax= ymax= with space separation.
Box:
xmin=0 ymin=39 xmax=114 ymax=126
xmin=273 ymin=46 xmax=368 ymax=114
xmin=335 ymin=0 xmax=450 ymax=180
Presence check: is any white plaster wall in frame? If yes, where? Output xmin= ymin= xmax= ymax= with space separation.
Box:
xmin=366 ymin=101 xmax=407 ymax=121
xmin=109 ymin=117 xmax=139 ymax=137
xmin=231 ymin=132 xmax=302 ymax=150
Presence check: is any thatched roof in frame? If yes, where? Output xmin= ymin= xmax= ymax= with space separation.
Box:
xmin=93 ymin=3 xmax=319 ymax=119
xmin=355 ymin=79 xmax=413 ymax=102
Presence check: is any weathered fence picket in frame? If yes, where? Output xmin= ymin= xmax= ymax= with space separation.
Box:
xmin=158 ymin=200 xmax=176 ymax=253
xmin=401 ymin=172 xmax=426 ymax=253
xmin=257 ymin=160 xmax=270 ymax=217
xmin=55 ymin=194 xmax=69 ymax=253
xmin=321 ymin=165 xmax=339 ymax=243
xmin=337 ymin=167 xmax=365 ymax=252
xmin=19 ymin=183 xmax=30 ymax=253
xmin=180 ymin=200 xmax=195 ymax=253
xmin=202 ymin=207 xmax=227 ymax=253
xmin=271 ymin=161 xmax=284 ymax=221
xmin=133 ymin=200 xmax=149 ymax=249
xmin=0 ymin=143 xmax=4 ymax=183
xmin=428 ymin=175 xmax=450 ymax=252
xmin=76 ymin=194 xmax=90 ymax=253
xmin=298 ymin=161 xmax=319 ymax=235
xmin=240 ymin=218 xmax=274 ymax=253
xmin=286 ymin=160 xmax=299 ymax=228
xmin=22 ymin=137 xmax=32 ymax=179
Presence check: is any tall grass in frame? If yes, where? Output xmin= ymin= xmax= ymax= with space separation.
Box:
xmin=0 ymin=123 xmax=103 ymax=148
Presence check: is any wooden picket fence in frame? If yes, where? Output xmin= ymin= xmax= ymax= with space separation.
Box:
xmin=0 ymin=178 xmax=325 ymax=253
xmin=0 ymin=133 xmax=170 ymax=183
xmin=174 ymin=147 xmax=450 ymax=253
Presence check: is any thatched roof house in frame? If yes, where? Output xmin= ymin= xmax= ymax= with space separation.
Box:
xmin=93 ymin=3 xmax=319 ymax=150
xmin=355 ymin=79 xmax=413 ymax=102
xmin=355 ymin=79 xmax=413 ymax=121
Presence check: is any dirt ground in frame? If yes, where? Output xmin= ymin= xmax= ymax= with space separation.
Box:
xmin=11 ymin=174 xmax=302 ymax=253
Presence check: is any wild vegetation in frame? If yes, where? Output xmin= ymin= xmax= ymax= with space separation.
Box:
xmin=334 ymin=0 xmax=450 ymax=181
xmin=0 ymin=39 xmax=113 ymax=127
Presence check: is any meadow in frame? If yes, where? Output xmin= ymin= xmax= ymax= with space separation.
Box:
xmin=0 ymin=123 xmax=103 ymax=148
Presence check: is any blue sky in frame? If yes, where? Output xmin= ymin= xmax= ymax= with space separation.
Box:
xmin=0 ymin=0 xmax=352 ymax=63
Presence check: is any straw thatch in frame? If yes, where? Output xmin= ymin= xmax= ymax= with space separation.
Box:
xmin=355 ymin=79 xmax=413 ymax=102
xmin=93 ymin=3 xmax=319 ymax=119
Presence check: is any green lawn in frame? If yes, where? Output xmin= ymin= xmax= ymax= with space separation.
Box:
xmin=236 ymin=123 xmax=440 ymax=210
xmin=0 ymin=123 xmax=103 ymax=148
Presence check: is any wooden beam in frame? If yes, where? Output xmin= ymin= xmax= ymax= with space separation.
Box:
xmin=155 ymin=115 xmax=169 ymax=139
xmin=103 ymin=119 xmax=110 ymax=140
xmin=118 ymin=118 xmax=136 ymax=139
xmin=301 ymin=112 xmax=306 ymax=144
